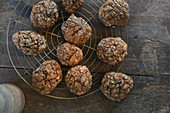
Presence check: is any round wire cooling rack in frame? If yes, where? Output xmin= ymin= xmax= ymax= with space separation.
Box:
xmin=6 ymin=0 xmax=129 ymax=99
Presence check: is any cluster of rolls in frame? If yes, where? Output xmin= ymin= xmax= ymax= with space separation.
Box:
xmin=12 ymin=0 xmax=133 ymax=101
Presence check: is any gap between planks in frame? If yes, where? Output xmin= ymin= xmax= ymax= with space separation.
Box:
xmin=1 ymin=66 xmax=168 ymax=77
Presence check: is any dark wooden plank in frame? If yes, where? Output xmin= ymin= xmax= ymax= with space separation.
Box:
xmin=0 ymin=68 xmax=169 ymax=113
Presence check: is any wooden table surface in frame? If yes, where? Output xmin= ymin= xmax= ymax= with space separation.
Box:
xmin=0 ymin=0 xmax=170 ymax=113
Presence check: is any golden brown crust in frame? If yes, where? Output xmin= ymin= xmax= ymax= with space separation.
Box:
xmin=60 ymin=0 xmax=84 ymax=13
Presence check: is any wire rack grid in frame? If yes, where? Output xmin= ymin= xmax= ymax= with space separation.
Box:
xmin=6 ymin=0 xmax=129 ymax=99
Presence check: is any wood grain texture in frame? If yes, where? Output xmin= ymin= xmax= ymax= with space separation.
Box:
xmin=0 ymin=0 xmax=170 ymax=113
xmin=0 ymin=68 xmax=169 ymax=113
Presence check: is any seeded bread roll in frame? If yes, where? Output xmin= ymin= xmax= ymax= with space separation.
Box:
xmin=32 ymin=60 xmax=63 ymax=95
xmin=12 ymin=30 xmax=46 ymax=55
xmin=57 ymin=42 xmax=83 ymax=66
xmin=65 ymin=65 xmax=92 ymax=95
xmin=100 ymin=72 xmax=133 ymax=101
xmin=99 ymin=0 xmax=130 ymax=26
xmin=61 ymin=14 xmax=92 ymax=45
xmin=97 ymin=37 xmax=127 ymax=65
xmin=30 ymin=0 xmax=59 ymax=29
